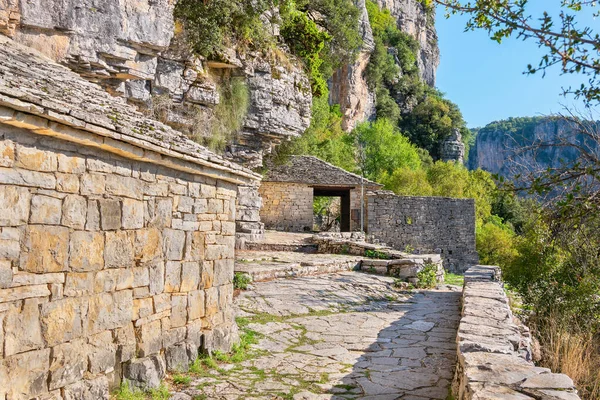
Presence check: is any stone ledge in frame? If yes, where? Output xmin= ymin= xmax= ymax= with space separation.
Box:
xmin=453 ymin=265 xmax=581 ymax=400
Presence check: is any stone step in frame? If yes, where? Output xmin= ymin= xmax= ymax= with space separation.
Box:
xmin=235 ymin=257 xmax=361 ymax=282
xmin=243 ymin=242 xmax=318 ymax=253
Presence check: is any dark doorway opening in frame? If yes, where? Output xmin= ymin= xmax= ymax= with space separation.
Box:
xmin=313 ymin=187 xmax=351 ymax=232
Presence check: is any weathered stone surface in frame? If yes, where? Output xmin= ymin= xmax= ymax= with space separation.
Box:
xmin=0 ymin=185 xmax=31 ymax=226
xmin=88 ymin=331 xmax=117 ymax=374
xmin=0 ymin=259 xmax=13 ymax=288
xmin=135 ymin=319 xmax=163 ymax=357
xmin=99 ymin=199 xmax=122 ymax=231
xmin=41 ymin=298 xmax=86 ymax=346
xmin=187 ymin=290 xmax=205 ymax=321
xmin=163 ymin=229 xmax=186 ymax=261
xmin=30 ymin=194 xmax=62 ymax=225
xmin=122 ymin=198 xmax=145 ymax=229
xmin=180 ymin=262 xmax=200 ymax=292
xmin=62 ymin=376 xmax=109 ymax=400
xmin=165 ymin=261 xmax=182 ymax=293
xmin=69 ymin=231 xmax=104 ymax=272
xmin=124 ymin=355 xmax=166 ymax=390
xmin=5 ymin=348 xmax=51 ymax=399
xmin=48 ymin=338 xmax=87 ymax=390
xmin=15 ymin=145 xmax=57 ymax=172
xmin=104 ymin=231 xmax=134 ymax=269
xmin=4 ymin=298 xmax=44 ymax=356
xmin=20 ymin=225 xmax=69 ymax=273
xmin=87 ymin=291 xmax=133 ymax=335
xmin=61 ymin=195 xmax=87 ymax=229
xmin=135 ymin=228 xmax=163 ymax=264
xmin=165 ymin=343 xmax=191 ymax=372
xmin=171 ymin=294 xmax=188 ymax=328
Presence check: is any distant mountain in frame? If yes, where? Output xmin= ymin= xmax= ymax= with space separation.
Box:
xmin=468 ymin=116 xmax=598 ymax=183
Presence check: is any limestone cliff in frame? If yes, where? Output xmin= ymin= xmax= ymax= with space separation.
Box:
xmin=468 ymin=117 xmax=597 ymax=180
xmin=329 ymin=0 xmax=439 ymax=130
xmin=0 ymin=0 xmax=312 ymax=170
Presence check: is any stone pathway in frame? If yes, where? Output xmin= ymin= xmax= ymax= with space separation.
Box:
xmin=171 ymin=272 xmax=461 ymax=399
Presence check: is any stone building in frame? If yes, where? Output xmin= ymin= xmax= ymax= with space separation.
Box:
xmin=259 ymin=156 xmax=382 ymax=232
xmin=0 ymin=36 xmax=260 ymax=399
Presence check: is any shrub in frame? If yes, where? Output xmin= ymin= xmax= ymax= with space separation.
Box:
xmin=365 ymin=249 xmax=389 ymax=259
xmin=233 ymin=272 xmax=252 ymax=290
xmin=416 ymin=263 xmax=438 ymax=289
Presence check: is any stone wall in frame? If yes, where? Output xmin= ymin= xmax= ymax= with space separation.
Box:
xmin=454 ymin=266 xmax=581 ymax=399
xmin=367 ymin=191 xmax=479 ymax=272
xmin=259 ymin=182 xmax=313 ymax=232
xmin=0 ymin=126 xmax=240 ymax=399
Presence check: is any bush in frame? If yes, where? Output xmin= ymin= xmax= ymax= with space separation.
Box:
xmin=416 ymin=263 xmax=438 ymax=289
xmin=233 ymin=272 xmax=252 ymax=290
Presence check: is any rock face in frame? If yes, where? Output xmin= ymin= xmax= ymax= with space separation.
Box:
xmin=376 ymin=0 xmax=439 ymax=86
xmin=0 ymin=0 xmax=312 ymax=170
xmin=441 ymin=128 xmax=466 ymax=163
xmin=330 ymin=0 xmax=440 ymax=130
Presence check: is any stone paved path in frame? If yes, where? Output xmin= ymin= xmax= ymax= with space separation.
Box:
xmin=171 ymin=272 xmax=461 ymax=400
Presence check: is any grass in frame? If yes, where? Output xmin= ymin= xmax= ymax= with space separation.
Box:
xmin=444 ymin=272 xmax=464 ymax=286
xmin=233 ymin=272 xmax=252 ymax=290
xmin=113 ymin=382 xmax=171 ymax=400
xmin=172 ymin=375 xmax=192 ymax=385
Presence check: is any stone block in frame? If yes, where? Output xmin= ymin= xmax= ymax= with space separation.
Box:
xmin=69 ymin=231 xmax=104 ymax=272
xmin=57 ymin=154 xmax=86 ymax=174
xmin=150 ymin=198 xmax=172 ymax=228
xmin=0 ymin=259 xmax=12 ymax=288
xmin=163 ymin=229 xmax=186 ymax=261
xmin=185 ymin=231 xmax=205 ymax=261
xmin=201 ymin=261 xmax=214 ymax=289
xmin=0 ymin=185 xmax=30 ymax=226
xmin=99 ymin=199 xmax=121 ymax=230
xmin=148 ymin=261 xmax=165 ymax=295
xmin=94 ymin=269 xmax=123 ymax=293
xmin=5 ymin=348 xmax=51 ymax=399
xmin=87 ymin=331 xmax=117 ymax=374
xmin=64 ymin=273 xmax=94 ymax=297
xmin=134 ymin=228 xmax=162 ymax=264
xmin=165 ymin=343 xmax=190 ymax=372
xmin=0 ymin=230 xmax=20 ymax=260
xmin=124 ymin=354 xmax=166 ymax=390
xmin=133 ymin=298 xmax=154 ymax=321
xmin=219 ymin=284 xmax=233 ymax=310
xmin=56 ymin=173 xmax=80 ymax=193
xmin=207 ymin=198 xmax=223 ymax=214
xmin=106 ymin=175 xmax=143 ymax=200
xmin=61 ymin=195 xmax=86 ymax=229
xmin=186 ymin=320 xmax=203 ymax=350
xmin=41 ymin=298 xmax=86 ymax=346
xmin=30 ymin=195 xmax=62 ymax=225
xmin=104 ymin=230 xmax=134 ymax=269
xmin=133 ymin=267 xmax=150 ymax=288
xmin=135 ymin=319 xmax=162 ymax=357
xmin=0 ymin=167 xmax=56 ymax=189
xmin=21 ymin=225 xmax=69 ymax=273
xmin=188 ymin=290 xmax=205 ymax=321
xmin=171 ymin=294 xmax=188 ymax=328
xmin=153 ymin=293 xmax=171 ymax=314
xmin=165 ymin=261 xmax=181 ymax=293
xmin=4 ymin=299 xmax=44 ymax=356
xmin=48 ymin=338 xmax=87 ymax=390
xmin=115 ymin=323 xmax=136 ymax=363
xmin=162 ymin=326 xmax=186 ymax=350
xmin=80 ymin=173 xmax=106 ymax=196
xmin=86 ymin=290 xmax=132 ymax=335
xmin=213 ymin=259 xmax=234 ymax=287
xmin=86 ymin=199 xmax=100 ymax=231
xmin=15 ymin=145 xmax=57 ymax=171
xmin=0 ymin=284 xmax=50 ymax=303
xmin=180 ymin=262 xmax=200 ymax=292
xmin=205 ymin=287 xmax=219 ymax=317
xmin=0 ymin=139 xmax=15 ymax=167
xmin=62 ymin=376 xmax=109 ymax=400
xmin=122 ymin=198 xmax=144 ymax=229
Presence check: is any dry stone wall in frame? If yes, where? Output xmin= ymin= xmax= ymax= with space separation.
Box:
xmin=367 ymin=191 xmax=479 ymax=272
xmin=454 ymin=266 xmax=581 ymax=399
xmin=258 ymin=182 xmax=313 ymax=232
xmin=0 ymin=125 xmax=240 ymax=399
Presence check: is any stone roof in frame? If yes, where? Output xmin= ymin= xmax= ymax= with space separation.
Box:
xmin=264 ymin=156 xmax=382 ymax=187
xmin=0 ymin=35 xmax=260 ymax=185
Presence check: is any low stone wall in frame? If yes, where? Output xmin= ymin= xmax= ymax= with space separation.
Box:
xmin=0 ymin=126 xmax=241 ymax=399
xmin=259 ymin=182 xmax=313 ymax=232
xmin=454 ymin=266 xmax=581 ymax=399
xmin=367 ymin=191 xmax=479 ymax=272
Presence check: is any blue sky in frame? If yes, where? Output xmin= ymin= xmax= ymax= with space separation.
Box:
xmin=435 ymin=2 xmax=593 ymax=128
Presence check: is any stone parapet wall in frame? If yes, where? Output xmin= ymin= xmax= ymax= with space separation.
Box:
xmin=0 ymin=126 xmax=239 ymax=399
xmin=367 ymin=191 xmax=479 ymax=272
xmin=454 ymin=265 xmax=581 ymax=399
xmin=259 ymin=182 xmax=313 ymax=232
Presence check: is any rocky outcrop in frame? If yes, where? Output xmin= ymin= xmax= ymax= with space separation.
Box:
xmin=441 ymin=128 xmax=466 ymax=163
xmin=376 ymin=0 xmax=439 ymax=86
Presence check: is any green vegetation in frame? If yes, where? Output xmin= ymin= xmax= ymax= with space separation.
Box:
xmin=364 ymin=249 xmax=389 ymax=259
xmin=114 ymin=382 xmax=171 ymax=400
xmin=233 ymin=272 xmax=252 ymax=291
xmin=444 ymin=271 xmax=464 ymax=287
xmin=172 ymin=375 xmax=191 ymax=385
xmin=416 ymin=263 xmax=438 ymax=289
